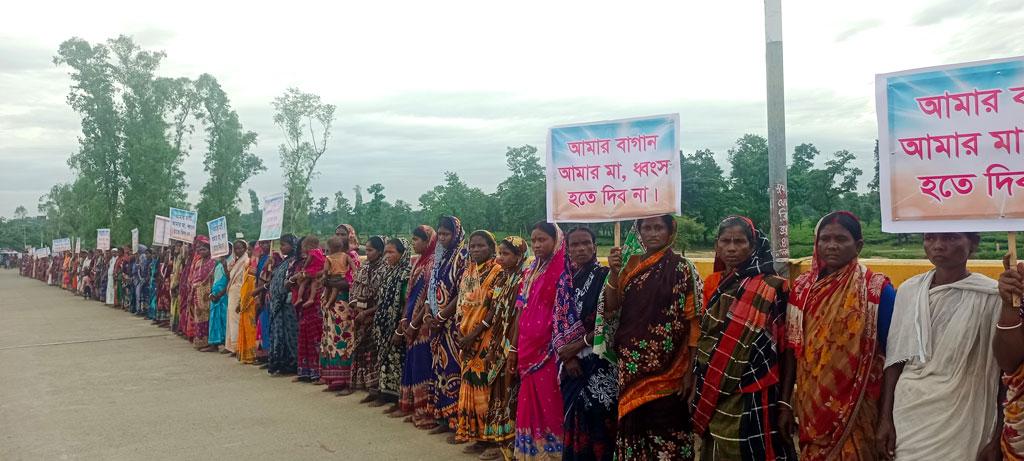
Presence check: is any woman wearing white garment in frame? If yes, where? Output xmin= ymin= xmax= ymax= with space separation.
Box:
xmin=224 ymin=240 xmax=249 ymax=356
xmin=876 ymin=232 xmax=1003 ymax=461
xmin=106 ymin=248 xmax=120 ymax=306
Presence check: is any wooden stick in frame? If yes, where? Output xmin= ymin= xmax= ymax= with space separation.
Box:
xmin=1011 ymin=231 xmax=1020 ymax=307
xmin=614 ymin=222 xmax=621 ymax=247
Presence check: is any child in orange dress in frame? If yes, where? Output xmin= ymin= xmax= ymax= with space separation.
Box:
xmin=321 ymin=236 xmax=352 ymax=307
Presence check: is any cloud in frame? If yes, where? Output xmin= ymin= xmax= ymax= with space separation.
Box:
xmin=912 ymin=0 xmax=967 ymax=26
xmin=834 ymin=19 xmax=882 ymax=42
xmin=0 ymin=38 xmax=56 ymax=74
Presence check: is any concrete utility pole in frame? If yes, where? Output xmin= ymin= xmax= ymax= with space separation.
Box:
xmin=764 ymin=0 xmax=790 ymax=276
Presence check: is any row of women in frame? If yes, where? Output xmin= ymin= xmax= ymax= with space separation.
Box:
xmin=19 ymin=212 xmax=1024 ymax=461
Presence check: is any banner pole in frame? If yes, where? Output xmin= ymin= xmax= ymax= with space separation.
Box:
xmin=614 ymin=222 xmax=621 ymax=247
xmin=1011 ymin=231 xmax=1020 ymax=307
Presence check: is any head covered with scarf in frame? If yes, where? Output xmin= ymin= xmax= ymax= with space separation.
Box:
xmin=427 ymin=216 xmax=469 ymax=315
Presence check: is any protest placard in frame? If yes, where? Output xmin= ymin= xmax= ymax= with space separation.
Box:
xmin=876 ymin=56 xmax=1024 ymax=233
xmin=207 ymin=216 xmax=229 ymax=258
xmin=169 ymin=208 xmax=198 ymax=243
xmin=153 ymin=215 xmax=171 ymax=246
xmin=259 ymin=193 xmax=285 ymax=241
xmin=97 ymin=229 xmax=110 ymax=251
xmin=546 ymin=114 xmax=681 ymax=224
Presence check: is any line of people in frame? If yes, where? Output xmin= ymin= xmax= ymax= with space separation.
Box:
xmin=18 ymin=212 xmax=1024 ymax=460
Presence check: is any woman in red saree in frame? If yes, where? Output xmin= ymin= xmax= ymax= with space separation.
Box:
xmin=188 ymin=236 xmax=218 ymax=350
xmin=513 ymin=221 xmax=566 ymax=460
xmin=294 ymin=236 xmax=326 ymax=382
xmin=780 ymin=211 xmax=895 ymax=460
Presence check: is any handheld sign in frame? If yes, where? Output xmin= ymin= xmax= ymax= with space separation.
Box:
xmin=207 ymin=216 xmax=230 ymax=258
xmin=169 ymin=208 xmax=198 ymax=243
xmin=153 ymin=215 xmax=171 ymax=246
xmin=259 ymin=192 xmax=285 ymax=241
xmin=546 ymin=114 xmax=682 ymax=223
xmin=97 ymin=229 xmax=110 ymax=251
xmin=876 ymin=56 xmax=1024 ymax=233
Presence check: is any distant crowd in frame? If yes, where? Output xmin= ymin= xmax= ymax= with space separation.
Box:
xmin=16 ymin=212 xmax=1024 ymax=461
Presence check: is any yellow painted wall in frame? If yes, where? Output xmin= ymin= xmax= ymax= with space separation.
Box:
xmin=595 ymin=257 xmax=1005 ymax=287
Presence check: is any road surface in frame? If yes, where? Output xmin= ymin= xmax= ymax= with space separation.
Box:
xmin=0 ymin=269 xmax=473 ymax=460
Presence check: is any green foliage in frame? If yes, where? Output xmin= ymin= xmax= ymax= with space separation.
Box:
xmin=727 ymin=134 xmax=770 ymax=227
xmin=194 ymin=74 xmax=264 ymax=234
xmin=39 ymin=35 xmax=263 ymax=248
xmin=494 ymin=145 xmax=546 ymax=235
xmin=273 ymin=88 xmax=336 ymax=235
xmin=680 ymin=149 xmax=731 ymax=242
xmin=673 ymin=215 xmax=705 ymax=253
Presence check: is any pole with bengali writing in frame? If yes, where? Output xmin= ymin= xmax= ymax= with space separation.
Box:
xmin=765 ymin=0 xmax=790 ymax=277
xmin=1011 ymin=231 xmax=1021 ymax=307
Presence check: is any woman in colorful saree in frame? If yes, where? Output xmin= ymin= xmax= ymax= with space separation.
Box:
xmin=267 ymin=235 xmax=299 ymax=376
xmin=318 ymin=225 xmax=363 ymax=393
xmin=397 ymin=225 xmax=438 ymax=427
xmin=514 ymin=221 xmax=566 ymax=461
xmin=601 ymin=216 xmax=701 ymax=461
xmin=294 ymin=235 xmax=326 ymax=382
xmin=224 ymin=240 xmax=249 ymax=355
xmin=692 ymin=216 xmax=795 ymax=460
xmin=554 ymin=226 xmax=615 ymax=461
xmin=995 ymin=252 xmax=1024 ymax=460
xmin=351 ymin=235 xmax=387 ymax=399
xmin=203 ymin=248 xmax=230 ymax=353
xmin=156 ymin=248 xmax=172 ymax=326
xmin=780 ymin=211 xmax=895 ymax=460
xmin=424 ymin=216 xmax=470 ymax=436
xmin=177 ymin=244 xmax=197 ymax=336
xmin=453 ymin=230 xmax=502 ymax=449
xmin=188 ymin=236 xmax=218 ymax=350
xmin=238 ymin=241 xmax=268 ymax=364
xmin=373 ymin=238 xmax=412 ymax=409
xmin=470 ymin=236 xmax=529 ymax=461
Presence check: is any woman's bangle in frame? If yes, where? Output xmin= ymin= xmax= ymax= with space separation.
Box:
xmin=509 ymin=346 xmax=518 ymax=353
xmin=778 ymin=400 xmax=793 ymax=410
xmin=997 ymin=321 xmax=1023 ymax=330
xmin=604 ymin=280 xmax=617 ymax=289
xmin=395 ymin=328 xmax=405 ymax=336
xmin=481 ymin=320 xmax=491 ymax=328
xmin=410 ymin=322 xmax=420 ymax=329
xmin=438 ymin=314 xmax=449 ymax=322
xmin=583 ymin=335 xmax=591 ymax=347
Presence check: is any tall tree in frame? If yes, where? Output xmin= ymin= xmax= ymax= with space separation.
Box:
xmin=54 ymin=38 xmax=123 ymax=234
xmin=109 ymin=36 xmax=188 ymax=242
xmin=494 ymin=145 xmax=545 ymax=234
xmin=272 ymin=88 xmax=336 ymax=234
xmin=332 ymin=191 xmax=353 ymax=229
xmin=727 ymin=134 xmax=770 ymax=227
xmin=195 ymin=73 xmax=264 ymax=228
xmin=14 ymin=206 xmax=28 ymax=248
xmin=807 ymin=150 xmax=863 ymax=214
xmin=787 ymin=143 xmax=820 ymax=225
xmin=680 ymin=149 xmax=731 ymax=242
xmin=418 ymin=172 xmax=493 ymax=231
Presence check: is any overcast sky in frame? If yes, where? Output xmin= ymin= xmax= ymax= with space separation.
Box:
xmin=1 ymin=0 xmax=1022 ymax=218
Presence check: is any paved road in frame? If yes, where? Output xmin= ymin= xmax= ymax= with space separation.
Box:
xmin=0 ymin=269 xmax=472 ymax=460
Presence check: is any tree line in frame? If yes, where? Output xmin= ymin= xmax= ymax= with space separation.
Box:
xmin=0 ymin=35 xmax=880 ymax=255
